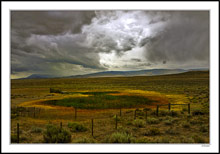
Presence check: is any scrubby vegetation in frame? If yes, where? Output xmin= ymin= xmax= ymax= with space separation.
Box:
xmin=133 ymin=119 xmax=145 ymax=128
xmin=147 ymin=117 xmax=160 ymax=124
xmin=67 ymin=122 xmax=87 ymax=132
xmin=11 ymin=71 xmax=209 ymax=143
xmin=106 ymin=132 xmax=134 ymax=143
xmin=43 ymin=94 xmax=156 ymax=109
xmin=43 ymin=124 xmax=71 ymax=143
xmin=31 ymin=126 xmax=43 ymax=133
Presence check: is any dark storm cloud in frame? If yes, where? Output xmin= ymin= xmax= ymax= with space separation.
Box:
xmin=11 ymin=11 xmax=106 ymax=77
xmin=11 ymin=11 xmax=95 ymax=36
xmin=142 ymin=11 xmax=209 ymax=65
xmin=11 ymin=11 xmax=209 ymax=78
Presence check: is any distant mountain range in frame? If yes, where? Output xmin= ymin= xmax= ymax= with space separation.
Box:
xmin=66 ymin=69 xmax=187 ymax=78
xmin=24 ymin=74 xmax=58 ymax=79
xmin=21 ymin=68 xmax=209 ymax=79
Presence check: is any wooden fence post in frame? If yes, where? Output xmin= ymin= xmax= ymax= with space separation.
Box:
xmin=156 ymin=105 xmax=159 ymax=116
xmin=168 ymin=103 xmax=171 ymax=111
xmin=115 ymin=115 xmax=118 ymax=129
xmin=188 ymin=103 xmax=190 ymax=114
xmin=17 ymin=123 xmax=19 ymax=143
xmin=91 ymin=119 xmax=94 ymax=136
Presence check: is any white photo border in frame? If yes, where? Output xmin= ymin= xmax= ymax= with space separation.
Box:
xmin=2 ymin=1 xmax=219 ymax=153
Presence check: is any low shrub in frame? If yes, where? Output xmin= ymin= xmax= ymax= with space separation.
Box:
xmin=43 ymin=124 xmax=71 ymax=143
xmin=117 ymin=126 xmax=130 ymax=134
xmin=133 ymin=119 xmax=145 ymax=128
xmin=31 ymin=126 xmax=43 ymax=133
xmin=107 ymin=132 xmax=134 ymax=143
xmin=68 ymin=122 xmax=87 ymax=132
xmin=147 ymin=117 xmax=160 ymax=124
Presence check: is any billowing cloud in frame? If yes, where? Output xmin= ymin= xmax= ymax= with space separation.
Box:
xmin=81 ymin=11 xmax=167 ymax=54
xmin=11 ymin=11 xmax=209 ymax=79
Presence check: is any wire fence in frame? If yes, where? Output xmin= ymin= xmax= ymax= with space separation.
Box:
xmin=11 ymin=103 xmax=191 ymax=143
xmin=11 ymin=103 xmax=190 ymax=120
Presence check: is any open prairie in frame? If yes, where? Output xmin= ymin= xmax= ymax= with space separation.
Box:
xmin=11 ymin=71 xmax=209 ymax=143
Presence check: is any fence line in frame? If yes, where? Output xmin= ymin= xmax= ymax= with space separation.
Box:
xmin=11 ymin=103 xmax=191 ymax=121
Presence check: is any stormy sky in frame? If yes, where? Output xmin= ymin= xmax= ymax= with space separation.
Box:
xmin=11 ymin=11 xmax=209 ymax=79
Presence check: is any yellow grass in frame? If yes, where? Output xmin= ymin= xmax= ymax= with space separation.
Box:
xmin=18 ymin=93 xmax=90 ymax=109
xmin=17 ymin=89 xmax=188 ymax=111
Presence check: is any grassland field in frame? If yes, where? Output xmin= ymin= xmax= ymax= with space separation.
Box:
xmin=11 ymin=71 xmax=209 ymax=143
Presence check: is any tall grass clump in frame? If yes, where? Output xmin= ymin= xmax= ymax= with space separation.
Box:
xmin=106 ymin=132 xmax=134 ymax=143
xmin=147 ymin=117 xmax=160 ymax=124
xmin=68 ymin=122 xmax=87 ymax=132
xmin=43 ymin=124 xmax=71 ymax=143
xmin=133 ymin=119 xmax=145 ymax=128
xmin=31 ymin=126 xmax=43 ymax=133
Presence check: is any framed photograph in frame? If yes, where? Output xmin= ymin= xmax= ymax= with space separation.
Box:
xmin=2 ymin=1 xmax=219 ymax=153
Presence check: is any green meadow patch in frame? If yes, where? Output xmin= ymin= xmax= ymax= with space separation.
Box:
xmin=43 ymin=92 xmax=156 ymax=109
